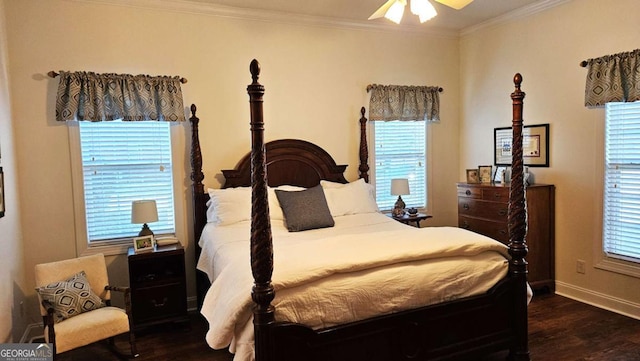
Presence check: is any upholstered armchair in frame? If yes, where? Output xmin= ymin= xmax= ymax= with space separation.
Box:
xmin=34 ymin=253 xmax=138 ymax=359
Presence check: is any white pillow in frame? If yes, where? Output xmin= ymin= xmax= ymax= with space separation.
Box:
xmin=320 ymin=178 xmax=379 ymax=217
xmin=207 ymin=185 xmax=305 ymax=225
xmin=268 ymin=185 xmax=305 ymax=221
xmin=207 ymin=187 xmax=251 ymax=225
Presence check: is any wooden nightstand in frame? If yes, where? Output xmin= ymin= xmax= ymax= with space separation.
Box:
xmin=127 ymin=244 xmax=189 ymax=331
xmin=388 ymin=213 xmax=432 ymax=228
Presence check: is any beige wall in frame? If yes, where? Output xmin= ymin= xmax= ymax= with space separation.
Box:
xmin=0 ymin=0 xmax=26 ymax=342
xmin=460 ymin=0 xmax=640 ymax=317
xmin=4 ymin=0 xmax=460 ymax=333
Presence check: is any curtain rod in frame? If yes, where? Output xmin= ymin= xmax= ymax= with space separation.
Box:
xmin=47 ymin=71 xmax=188 ymax=84
xmin=366 ymin=84 xmax=443 ymax=92
xmin=579 ymin=61 xmax=588 ymax=68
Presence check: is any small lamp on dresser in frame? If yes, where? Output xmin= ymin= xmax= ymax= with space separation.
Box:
xmin=390 ymin=178 xmax=409 ymax=217
xmin=132 ymin=200 xmax=158 ymax=236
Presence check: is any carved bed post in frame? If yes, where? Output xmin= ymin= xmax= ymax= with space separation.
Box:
xmin=248 ymin=59 xmax=275 ymax=361
xmin=190 ymin=104 xmax=205 ymax=241
xmin=508 ymin=73 xmax=530 ymax=361
xmin=358 ymin=107 xmax=370 ymax=182
xmin=189 ymin=104 xmax=210 ymax=308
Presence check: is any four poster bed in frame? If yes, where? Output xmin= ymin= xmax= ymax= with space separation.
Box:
xmin=190 ymin=60 xmax=530 ymax=361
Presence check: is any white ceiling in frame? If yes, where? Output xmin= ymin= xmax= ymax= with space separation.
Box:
xmin=185 ymin=0 xmax=544 ymax=31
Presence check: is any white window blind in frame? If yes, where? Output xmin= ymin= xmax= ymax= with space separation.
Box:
xmin=373 ymin=120 xmax=427 ymax=211
xmin=604 ymin=102 xmax=640 ymax=262
xmin=79 ymin=120 xmax=175 ymax=242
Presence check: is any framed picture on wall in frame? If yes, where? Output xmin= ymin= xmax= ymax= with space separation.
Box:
xmin=494 ymin=124 xmax=549 ymax=167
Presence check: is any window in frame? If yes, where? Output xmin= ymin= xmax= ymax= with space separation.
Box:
xmin=77 ymin=120 xmax=175 ymax=246
xmin=603 ymin=102 xmax=640 ymax=263
xmin=372 ymin=120 xmax=427 ymax=211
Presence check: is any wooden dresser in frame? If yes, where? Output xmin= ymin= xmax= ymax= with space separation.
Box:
xmin=457 ymin=182 xmax=555 ymax=292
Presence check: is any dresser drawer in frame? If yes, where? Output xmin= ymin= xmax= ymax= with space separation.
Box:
xmin=457 ymin=186 xmax=482 ymax=199
xmin=132 ymin=282 xmax=187 ymax=324
xmin=458 ymin=199 xmax=508 ymax=221
xmin=458 ymin=216 xmax=509 ymax=244
xmin=481 ymin=187 xmax=509 ymax=202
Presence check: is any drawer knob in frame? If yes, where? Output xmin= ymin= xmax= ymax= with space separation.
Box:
xmin=465 ymin=190 xmax=471 ymax=196
xmin=461 ymin=222 xmax=470 ymax=229
xmin=152 ymin=297 xmax=168 ymax=308
xmin=463 ymin=204 xmax=470 ymax=210
xmin=498 ymin=209 xmax=507 ymax=216
xmin=499 ymin=230 xmax=507 ymax=235
xmin=494 ymin=192 xmax=501 ymax=198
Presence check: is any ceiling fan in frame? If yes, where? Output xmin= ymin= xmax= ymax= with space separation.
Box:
xmin=368 ymin=0 xmax=474 ymax=24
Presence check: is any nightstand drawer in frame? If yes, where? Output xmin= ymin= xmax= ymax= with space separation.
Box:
xmin=458 ymin=216 xmax=509 ymax=244
xmin=458 ymin=199 xmax=508 ymax=221
xmin=129 ymin=256 xmax=184 ymax=286
xmin=132 ymin=282 xmax=187 ymax=323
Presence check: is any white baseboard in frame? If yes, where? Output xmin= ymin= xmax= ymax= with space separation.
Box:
xmin=19 ymin=322 xmax=44 ymax=343
xmin=555 ymin=281 xmax=640 ymax=320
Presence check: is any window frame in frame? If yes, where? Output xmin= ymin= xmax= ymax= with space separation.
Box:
xmin=594 ymin=102 xmax=640 ymax=278
xmin=69 ymin=121 xmax=184 ymax=256
xmin=369 ymin=119 xmax=430 ymax=213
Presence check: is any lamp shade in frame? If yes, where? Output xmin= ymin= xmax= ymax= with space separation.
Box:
xmin=390 ymin=178 xmax=410 ymax=196
xmin=131 ymin=200 xmax=158 ymax=224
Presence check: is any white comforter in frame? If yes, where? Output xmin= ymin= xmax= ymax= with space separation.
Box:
xmin=198 ymin=213 xmax=510 ymax=361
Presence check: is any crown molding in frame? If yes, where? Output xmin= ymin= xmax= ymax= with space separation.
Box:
xmin=460 ymin=0 xmax=571 ymax=36
xmin=70 ymin=0 xmax=459 ymax=38
xmin=70 ymin=0 xmax=570 ymax=39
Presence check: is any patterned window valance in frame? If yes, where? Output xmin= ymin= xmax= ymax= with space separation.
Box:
xmin=55 ymin=71 xmax=186 ymax=122
xmin=367 ymin=84 xmax=440 ymax=122
xmin=584 ymin=49 xmax=640 ymax=107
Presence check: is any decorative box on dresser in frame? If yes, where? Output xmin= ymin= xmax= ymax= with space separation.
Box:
xmin=127 ymin=244 xmax=189 ymax=331
xmin=457 ymin=182 xmax=555 ymax=292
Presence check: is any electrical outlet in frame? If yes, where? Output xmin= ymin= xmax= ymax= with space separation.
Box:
xmin=576 ymin=259 xmax=586 ymax=274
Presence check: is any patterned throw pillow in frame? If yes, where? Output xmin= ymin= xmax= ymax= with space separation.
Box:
xmin=36 ymin=271 xmax=105 ymax=322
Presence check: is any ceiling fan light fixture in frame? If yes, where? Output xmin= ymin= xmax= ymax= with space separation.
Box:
xmin=368 ymin=0 xmax=396 ymax=20
xmin=410 ymin=0 xmax=437 ymax=23
xmin=384 ymin=0 xmax=406 ymax=24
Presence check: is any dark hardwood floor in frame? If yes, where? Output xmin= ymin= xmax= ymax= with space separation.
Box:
xmin=53 ymin=293 xmax=640 ymax=361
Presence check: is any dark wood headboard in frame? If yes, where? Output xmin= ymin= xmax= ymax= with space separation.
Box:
xmin=221 ymin=139 xmax=348 ymax=189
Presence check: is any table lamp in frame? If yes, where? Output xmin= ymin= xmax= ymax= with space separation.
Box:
xmin=132 ymin=200 xmax=158 ymax=236
xmin=390 ymin=178 xmax=409 ymax=217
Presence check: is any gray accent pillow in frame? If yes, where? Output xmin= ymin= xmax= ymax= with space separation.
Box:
xmin=275 ymin=185 xmax=335 ymax=232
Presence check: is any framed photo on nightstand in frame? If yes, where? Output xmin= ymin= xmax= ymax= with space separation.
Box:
xmin=133 ymin=235 xmax=154 ymax=253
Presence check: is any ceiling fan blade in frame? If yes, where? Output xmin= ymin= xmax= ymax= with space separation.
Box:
xmin=433 ymin=0 xmax=473 ymax=10
xmin=368 ymin=0 xmax=406 ymax=20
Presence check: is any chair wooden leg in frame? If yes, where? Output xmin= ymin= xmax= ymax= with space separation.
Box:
xmin=128 ymin=330 xmax=139 ymax=358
